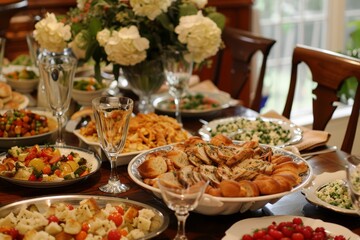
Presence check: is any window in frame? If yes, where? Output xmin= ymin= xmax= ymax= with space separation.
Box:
xmin=253 ymin=0 xmax=360 ymax=123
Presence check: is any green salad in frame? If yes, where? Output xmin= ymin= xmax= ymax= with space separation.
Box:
xmin=73 ymin=78 xmax=105 ymax=91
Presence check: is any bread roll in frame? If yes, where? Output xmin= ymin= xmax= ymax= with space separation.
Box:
xmin=137 ymin=151 xmax=168 ymax=178
xmin=238 ymin=180 xmax=260 ymax=197
xmin=253 ymin=176 xmax=282 ymax=195
xmin=219 ymin=180 xmax=241 ymax=197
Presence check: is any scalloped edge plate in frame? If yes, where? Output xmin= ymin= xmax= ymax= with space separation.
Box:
xmin=128 ymin=142 xmax=313 ymax=215
xmin=302 ymin=170 xmax=357 ymax=215
xmin=153 ymin=91 xmax=232 ymax=117
xmin=198 ymin=116 xmax=303 ymax=147
xmin=0 ymin=145 xmax=101 ymax=188
xmin=222 ymin=215 xmax=358 ymax=240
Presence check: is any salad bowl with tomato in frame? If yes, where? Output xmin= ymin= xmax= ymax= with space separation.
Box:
xmin=0 ymin=145 xmax=101 ymax=188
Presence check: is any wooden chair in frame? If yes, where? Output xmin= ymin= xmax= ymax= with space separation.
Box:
xmin=283 ymin=44 xmax=360 ymax=153
xmin=213 ymin=27 xmax=276 ymax=112
xmin=0 ymin=0 xmax=28 ymax=37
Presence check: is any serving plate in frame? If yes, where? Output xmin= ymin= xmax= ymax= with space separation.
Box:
xmin=128 ymin=143 xmax=313 ymax=215
xmin=222 ymin=215 xmax=358 ymax=240
xmin=0 ymin=195 xmax=169 ymax=240
xmin=153 ymin=91 xmax=232 ymax=117
xmin=302 ymin=170 xmax=357 ymax=215
xmin=0 ymin=109 xmax=57 ymax=149
xmin=73 ymin=129 xmax=145 ymax=166
xmin=0 ymin=145 xmax=101 ymax=188
xmin=199 ymin=116 xmax=302 ymax=147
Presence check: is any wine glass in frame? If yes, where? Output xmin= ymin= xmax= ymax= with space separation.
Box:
xmin=38 ymin=50 xmax=77 ymax=146
xmin=157 ymin=179 xmax=208 ymax=240
xmin=163 ymin=50 xmax=193 ymax=124
xmin=0 ymin=37 xmax=5 ymax=80
xmin=92 ymin=96 xmax=133 ymax=193
xmin=345 ymin=155 xmax=360 ymax=213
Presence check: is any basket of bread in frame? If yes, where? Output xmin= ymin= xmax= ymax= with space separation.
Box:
xmin=128 ymin=134 xmax=313 ymax=215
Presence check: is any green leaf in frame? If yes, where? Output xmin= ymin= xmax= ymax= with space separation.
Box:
xmin=207 ymin=12 xmax=226 ymax=30
xmin=156 ymin=13 xmax=174 ymax=32
xmin=88 ymin=18 xmax=103 ymax=37
xmin=179 ymin=4 xmax=198 ymax=17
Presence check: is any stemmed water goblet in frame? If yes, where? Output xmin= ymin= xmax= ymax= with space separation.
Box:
xmin=92 ymin=96 xmax=133 ymax=193
xmin=345 ymin=155 xmax=360 ymax=213
xmin=157 ymin=179 xmax=208 ymax=240
xmin=163 ymin=50 xmax=193 ymax=124
xmin=38 ymin=51 xmax=77 ymax=146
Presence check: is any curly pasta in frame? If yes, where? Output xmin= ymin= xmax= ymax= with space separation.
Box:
xmin=79 ymin=113 xmax=189 ymax=153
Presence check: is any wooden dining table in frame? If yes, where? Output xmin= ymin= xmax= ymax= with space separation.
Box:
xmin=0 ymin=103 xmax=359 ymax=239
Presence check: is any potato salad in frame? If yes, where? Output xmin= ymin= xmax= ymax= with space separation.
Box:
xmin=316 ymin=179 xmax=354 ymax=210
xmin=210 ymin=117 xmax=291 ymax=146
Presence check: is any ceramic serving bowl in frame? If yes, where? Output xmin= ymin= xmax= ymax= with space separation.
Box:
xmin=3 ymin=65 xmax=39 ymax=93
xmin=71 ymin=77 xmax=109 ymax=106
xmin=128 ymin=143 xmax=313 ymax=215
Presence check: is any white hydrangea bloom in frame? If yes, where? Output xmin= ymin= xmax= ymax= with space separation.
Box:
xmin=33 ymin=12 xmax=71 ymax=53
xmin=130 ymin=0 xmax=173 ymax=20
xmin=97 ymin=26 xmax=149 ymax=66
xmin=184 ymin=0 xmax=208 ymax=9
xmin=175 ymin=11 xmax=221 ymax=63
xmin=68 ymin=30 xmax=88 ymax=59
xmin=96 ymin=29 xmax=111 ymax=46
xmin=77 ymin=0 xmax=87 ymax=10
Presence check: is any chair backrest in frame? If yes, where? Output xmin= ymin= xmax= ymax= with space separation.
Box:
xmin=213 ymin=27 xmax=276 ymax=112
xmin=283 ymin=44 xmax=360 ymax=153
xmin=0 ymin=0 xmax=28 ymax=37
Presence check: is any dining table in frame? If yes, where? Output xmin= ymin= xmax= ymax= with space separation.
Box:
xmin=0 ymin=100 xmax=359 ymax=239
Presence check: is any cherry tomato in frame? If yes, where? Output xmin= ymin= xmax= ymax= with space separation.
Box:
xmin=291 ymin=233 xmax=304 ymax=240
xmin=75 ymin=230 xmax=87 ymax=240
xmin=281 ymin=226 xmax=294 ymax=237
xmin=107 ymin=229 xmax=121 ymax=240
xmin=0 ymin=227 xmax=19 ymax=239
xmin=28 ymin=174 xmax=37 ymax=181
xmin=241 ymin=234 xmax=254 ymax=240
xmin=108 ymin=212 xmax=123 ymax=227
xmin=115 ymin=205 xmax=125 ymax=215
xmin=268 ymin=228 xmax=284 ymax=239
xmin=48 ymin=215 xmax=59 ymax=223
xmin=253 ymin=229 xmax=267 ymax=239
xmin=81 ymin=222 xmax=90 ymax=232
xmin=42 ymin=165 xmax=52 ymax=175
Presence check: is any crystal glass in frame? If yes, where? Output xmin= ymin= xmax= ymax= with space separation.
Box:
xmin=26 ymin=33 xmax=40 ymax=67
xmin=162 ymin=50 xmax=193 ymax=124
xmin=122 ymin=58 xmax=165 ymax=113
xmin=0 ymin=37 xmax=6 ymax=80
xmin=345 ymin=155 xmax=360 ymax=213
xmin=38 ymin=50 xmax=77 ymax=146
xmin=158 ymin=180 xmax=208 ymax=240
xmin=92 ymin=96 xmax=133 ymax=193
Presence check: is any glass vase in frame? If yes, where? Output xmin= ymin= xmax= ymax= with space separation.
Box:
xmin=122 ymin=58 xmax=165 ymax=113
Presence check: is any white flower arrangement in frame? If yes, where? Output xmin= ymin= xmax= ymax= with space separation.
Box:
xmin=33 ymin=13 xmax=71 ymax=53
xmin=33 ymin=0 xmax=225 ymax=81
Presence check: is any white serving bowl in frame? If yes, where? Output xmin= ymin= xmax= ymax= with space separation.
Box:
xmin=3 ymin=65 xmax=39 ymax=93
xmin=71 ymin=77 xmax=108 ymax=106
xmin=128 ymin=144 xmax=313 ymax=215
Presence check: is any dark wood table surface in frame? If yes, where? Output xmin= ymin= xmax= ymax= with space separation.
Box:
xmin=0 ymin=104 xmax=359 ymax=239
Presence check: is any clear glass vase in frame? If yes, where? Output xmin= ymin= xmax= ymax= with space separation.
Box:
xmin=122 ymin=58 xmax=165 ymax=113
